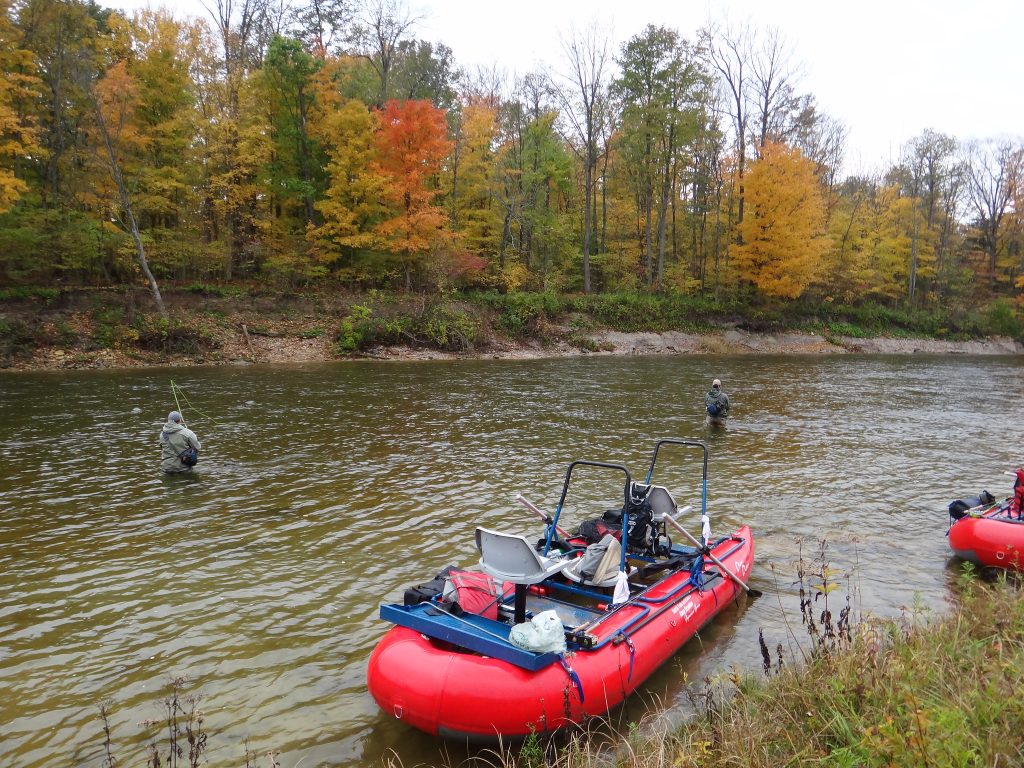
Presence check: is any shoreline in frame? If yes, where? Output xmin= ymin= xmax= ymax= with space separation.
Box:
xmin=4 ymin=327 xmax=1021 ymax=372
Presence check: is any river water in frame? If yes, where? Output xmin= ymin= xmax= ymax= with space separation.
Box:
xmin=2 ymin=354 xmax=1022 ymax=767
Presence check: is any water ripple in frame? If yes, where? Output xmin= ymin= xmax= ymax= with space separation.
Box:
xmin=1 ymin=355 xmax=1022 ymax=767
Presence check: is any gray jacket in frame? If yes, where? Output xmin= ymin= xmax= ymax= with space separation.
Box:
xmin=160 ymin=420 xmax=202 ymax=473
xmin=704 ymin=389 xmax=730 ymax=417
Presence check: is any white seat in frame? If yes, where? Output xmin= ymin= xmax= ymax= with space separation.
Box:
xmin=475 ymin=527 xmax=571 ymax=585
xmin=645 ymin=485 xmax=678 ymax=518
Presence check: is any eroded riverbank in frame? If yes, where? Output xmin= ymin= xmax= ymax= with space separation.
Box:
xmin=7 ymin=327 xmax=1022 ymax=371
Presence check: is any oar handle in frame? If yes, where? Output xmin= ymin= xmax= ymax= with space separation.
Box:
xmin=663 ymin=511 xmax=757 ymax=596
xmin=516 ymin=494 xmax=571 ymax=539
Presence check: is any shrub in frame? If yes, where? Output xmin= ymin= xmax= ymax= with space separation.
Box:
xmin=0 ymin=317 xmax=39 ymax=364
xmin=981 ymin=299 xmax=1023 ymax=338
xmin=133 ymin=318 xmax=214 ymax=354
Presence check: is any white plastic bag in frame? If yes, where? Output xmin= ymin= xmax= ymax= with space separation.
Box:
xmin=509 ymin=609 xmax=566 ymax=653
xmin=612 ymin=570 xmax=630 ymax=605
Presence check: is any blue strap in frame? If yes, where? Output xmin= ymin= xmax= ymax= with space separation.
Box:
xmin=558 ymin=654 xmax=584 ymax=703
xmin=688 ymin=555 xmax=706 ymax=591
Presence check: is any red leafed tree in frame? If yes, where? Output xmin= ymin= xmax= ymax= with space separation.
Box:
xmin=373 ymin=99 xmax=453 ymax=290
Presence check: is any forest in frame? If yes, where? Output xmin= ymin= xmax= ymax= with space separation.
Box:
xmin=1 ymin=0 xmax=1022 ymax=323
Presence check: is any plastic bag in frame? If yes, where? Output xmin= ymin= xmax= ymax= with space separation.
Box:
xmin=509 ymin=609 xmax=566 ymax=653
xmin=441 ymin=570 xmax=501 ymax=620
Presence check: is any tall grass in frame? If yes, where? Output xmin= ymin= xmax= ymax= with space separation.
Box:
xmin=486 ymin=544 xmax=1023 ymax=768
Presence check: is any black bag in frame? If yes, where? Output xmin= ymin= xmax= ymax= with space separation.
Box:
xmin=948 ymin=490 xmax=995 ymax=519
xmin=179 ymin=446 xmax=199 ymax=466
xmin=404 ymin=565 xmax=457 ymax=607
xmin=579 ymin=518 xmax=621 ymax=544
xmin=624 ymin=484 xmax=658 ymax=552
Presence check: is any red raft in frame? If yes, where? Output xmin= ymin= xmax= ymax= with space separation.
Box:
xmin=367 ymin=439 xmax=756 ymax=740
xmin=947 ymin=496 xmax=1024 ymax=571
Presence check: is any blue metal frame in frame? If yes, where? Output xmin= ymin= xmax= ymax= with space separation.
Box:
xmin=544 ymin=460 xmax=632 ymax=573
xmin=645 ymin=438 xmax=709 ymax=518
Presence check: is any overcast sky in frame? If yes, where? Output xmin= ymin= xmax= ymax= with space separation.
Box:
xmin=105 ymin=0 xmax=1022 ymax=175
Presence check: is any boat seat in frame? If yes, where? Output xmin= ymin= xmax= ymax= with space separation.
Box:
xmin=644 ymin=485 xmax=677 ymax=518
xmin=475 ymin=527 xmax=571 ymax=585
xmin=562 ymin=533 xmax=622 ymax=588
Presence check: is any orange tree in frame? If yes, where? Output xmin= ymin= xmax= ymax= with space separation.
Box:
xmin=372 ymin=98 xmax=454 ymax=290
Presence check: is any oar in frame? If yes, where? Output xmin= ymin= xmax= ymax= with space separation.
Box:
xmin=516 ymin=494 xmax=571 ymax=539
xmin=516 ymin=495 xmax=573 ymax=536
xmin=663 ymin=510 xmax=761 ymax=597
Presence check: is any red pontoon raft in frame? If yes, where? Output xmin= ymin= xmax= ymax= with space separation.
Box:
xmin=947 ymin=475 xmax=1024 ymax=571
xmin=366 ymin=439 xmax=757 ymax=740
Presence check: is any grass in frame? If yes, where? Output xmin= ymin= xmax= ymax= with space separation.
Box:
xmin=488 ymin=543 xmax=1024 ymax=768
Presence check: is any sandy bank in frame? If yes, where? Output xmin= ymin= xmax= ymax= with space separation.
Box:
xmin=5 ymin=324 xmax=1021 ymax=371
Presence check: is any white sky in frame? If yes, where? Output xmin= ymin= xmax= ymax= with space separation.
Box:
xmin=107 ymin=0 xmax=1023 ymax=176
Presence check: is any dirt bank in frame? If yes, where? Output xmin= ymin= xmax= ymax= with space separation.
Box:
xmin=7 ymin=329 xmax=1023 ymax=371
xmin=2 ymin=290 xmax=1021 ymax=371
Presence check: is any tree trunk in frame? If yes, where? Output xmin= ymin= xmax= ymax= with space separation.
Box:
xmin=94 ymin=103 xmax=168 ymax=321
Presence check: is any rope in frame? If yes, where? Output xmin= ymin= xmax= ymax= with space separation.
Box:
xmin=558 ymin=654 xmax=584 ymax=702
xmin=618 ymin=631 xmax=636 ymax=683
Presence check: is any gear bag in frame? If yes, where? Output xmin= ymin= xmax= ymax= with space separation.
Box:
xmin=441 ymin=569 xmax=503 ymax=620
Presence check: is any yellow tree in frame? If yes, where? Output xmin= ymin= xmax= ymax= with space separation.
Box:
xmin=734 ymin=140 xmax=827 ymax=298
xmin=448 ymin=100 xmax=501 ymax=258
xmin=309 ymin=98 xmax=388 ymax=277
xmin=92 ymin=60 xmax=166 ymax=317
xmin=861 ymin=183 xmax=912 ymax=303
xmin=0 ymin=5 xmax=43 ymax=212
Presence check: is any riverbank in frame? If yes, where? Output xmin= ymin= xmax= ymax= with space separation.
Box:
xmin=1 ymin=287 xmax=1021 ymax=370
xmin=544 ymin=573 xmax=1024 ymax=768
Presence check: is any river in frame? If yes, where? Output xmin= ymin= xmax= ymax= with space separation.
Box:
xmin=1 ymin=354 xmax=1022 ymax=767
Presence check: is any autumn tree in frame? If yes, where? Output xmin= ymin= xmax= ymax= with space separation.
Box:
xmin=372 ymin=98 xmax=453 ymax=290
xmin=447 ymin=100 xmax=501 ymax=258
xmin=308 ymin=96 xmax=387 ymax=280
xmin=0 ymin=2 xmax=42 ymax=213
xmin=202 ymin=0 xmax=270 ymax=277
xmin=91 ymin=60 xmax=167 ymax=317
xmin=733 ymin=140 xmax=827 ymax=298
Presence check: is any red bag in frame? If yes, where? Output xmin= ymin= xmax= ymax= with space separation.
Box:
xmin=442 ymin=570 xmax=503 ymax=620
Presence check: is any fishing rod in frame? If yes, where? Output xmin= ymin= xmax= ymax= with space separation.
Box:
xmin=170 ymin=380 xmax=213 ymax=425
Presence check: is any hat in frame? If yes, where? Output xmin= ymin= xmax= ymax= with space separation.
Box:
xmin=712 ymin=379 xmax=721 ymax=388
xmin=168 ymin=411 xmax=182 ymax=423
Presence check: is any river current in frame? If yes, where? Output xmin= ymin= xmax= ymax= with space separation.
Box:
xmin=1 ymin=354 xmax=1022 ymax=767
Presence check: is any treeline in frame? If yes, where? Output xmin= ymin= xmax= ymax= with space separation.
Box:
xmin=0 ymin=0 xmax=1022 ymax=318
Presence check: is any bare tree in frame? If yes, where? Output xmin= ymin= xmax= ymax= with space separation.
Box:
xmin=461 ymin=63 xmax=507 ymax=110
xmin=964 ymin=139 xmax=1023 ymax=286
xmin=701 ymin=20 xmax=752 ymax=230
xmin=349 ymin=0 xmax=421 ymax=107
xmin=200 ymin=0 xmax=268 ymax=106
xmin=290 ymin=0 xmax=354 ymax=55
xmin=555 ymin=20 xmax=611 ymax=293
xmin=748 ymin=26 xmax=802 ymax=149
xmin=789 ymin=94 xmax=848 ymax=192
